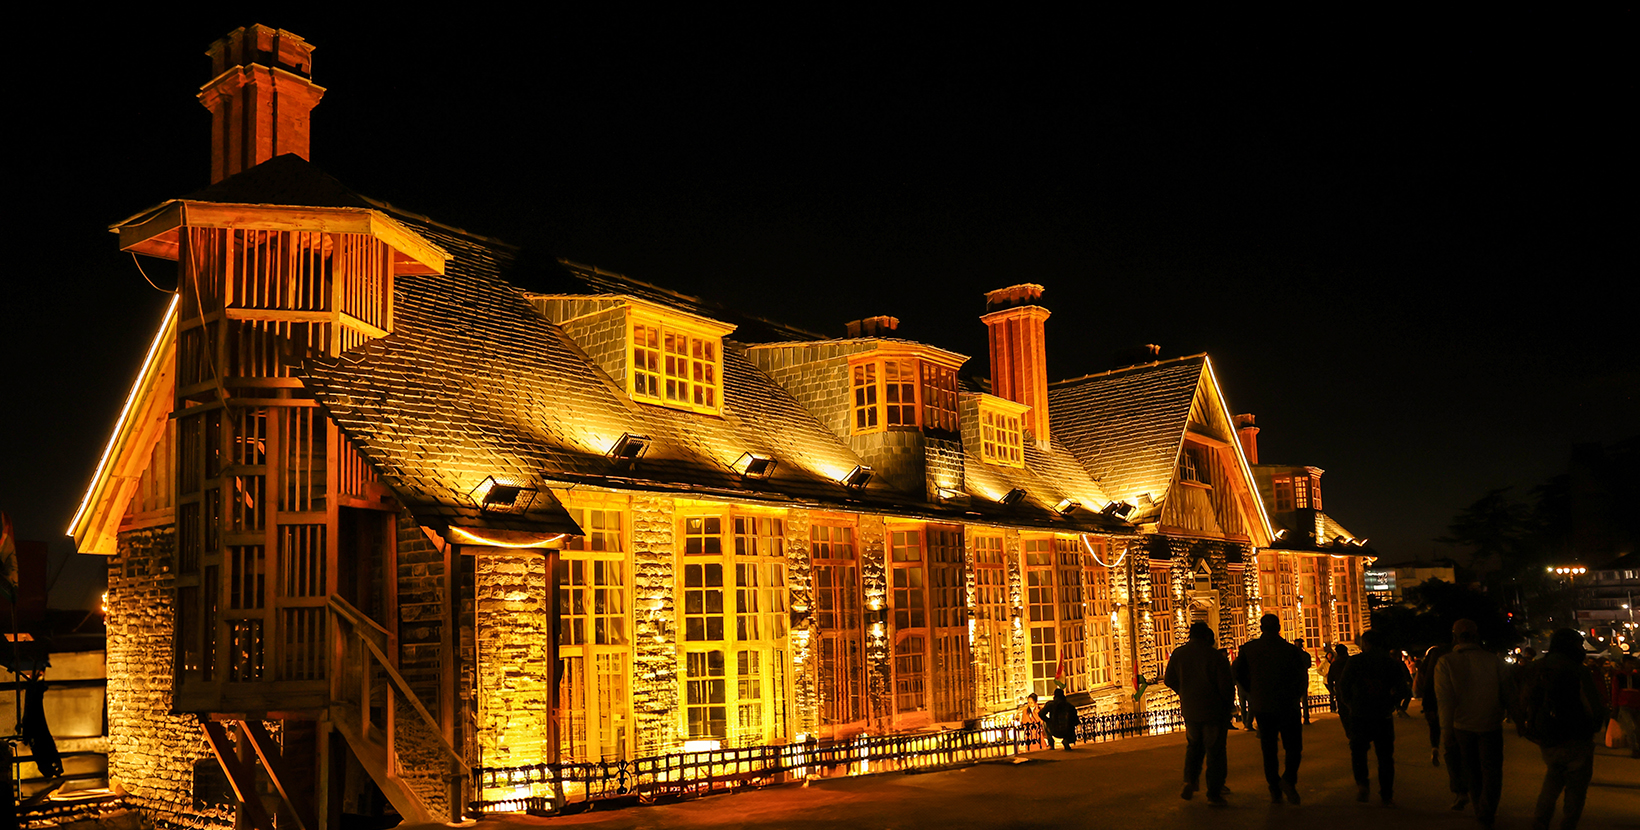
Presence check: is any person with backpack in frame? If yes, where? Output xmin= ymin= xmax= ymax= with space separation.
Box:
xmin=1521 ymin=628 xmax=1607 ymax=830
xmin=1339 ymin=629 xmax=1410 ymax=805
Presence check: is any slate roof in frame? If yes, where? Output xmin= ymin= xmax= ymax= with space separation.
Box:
xmin=299 ymin=211 xmax=1129 ymax=536
xmin=1047 ymin=355 xmax=1207 ymax=514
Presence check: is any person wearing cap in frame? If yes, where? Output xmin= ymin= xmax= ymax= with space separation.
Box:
xmin=1233 ymin=613 xmax=1309 ymax=805
xmin=1435 ymin=618 xmax=1516 ymax=827
xmin=1165 ymin=621 xmax=1235 ymax=805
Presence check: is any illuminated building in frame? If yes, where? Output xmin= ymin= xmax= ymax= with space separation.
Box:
xmin=1239 ymin=414 xmax=1374 ymax=674
xmin=65 ymin=25 xmax=1361 ymax=829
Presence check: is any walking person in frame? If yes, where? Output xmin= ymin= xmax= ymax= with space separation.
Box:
xmin=1327 ymin=644 xmax=1351 ymax=738
xmin=1039 ymin=687 xmax=1079 ymax=751
xmin=1435 ymin=618 xmax=1516 ymax=828
xmin=1295 ymin=637 xmax=1314 ymax=724
xmin=1340 ymin=629 xmax=1408 ymax=806
xmin=1394 ymin=649 xmax=1415 ymax=717
xmin=1233 ymin=614 xmax=1308 ymax=805
xmin=1165 ymin=622 xmax=1235 ymax=805
xmin=1521 ymin=628 xmax=1608 ymax=830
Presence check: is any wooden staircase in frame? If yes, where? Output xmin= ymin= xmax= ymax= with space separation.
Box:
xmin=200 ymin=596 xmax=467 ymax=828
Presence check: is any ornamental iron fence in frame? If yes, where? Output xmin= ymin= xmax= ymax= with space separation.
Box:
xmin=468 ymin=692 xmax=1336 ymax=816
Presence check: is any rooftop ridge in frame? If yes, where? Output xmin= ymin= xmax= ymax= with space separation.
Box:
xmin=1048 ymin=352 xmax=1208 ymax=387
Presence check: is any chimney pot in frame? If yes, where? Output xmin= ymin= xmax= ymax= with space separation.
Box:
xmin=844 ymin=316 xmax=900 ymax=338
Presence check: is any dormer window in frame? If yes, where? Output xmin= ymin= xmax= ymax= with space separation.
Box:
xmin=1272 ymin=472 xmax=1321 ymax=511
xmin=848 ymin=351 xmax=962 ymax=435
xmin=629 ymin=310 xmax=731 ymax=414
xmin=976 ymin=395 xmax=1030 ymax=467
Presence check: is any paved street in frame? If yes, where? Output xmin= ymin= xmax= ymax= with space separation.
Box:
xmin=432 ymin=714 xmax=1639 ymax=830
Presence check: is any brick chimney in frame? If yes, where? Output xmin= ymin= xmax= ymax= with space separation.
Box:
xmin=199 ymin=25 xmax=325 ymax=184
xmin=845 ymin=316 xmax=900 ymax=338
xmin=981 ymin=284 xmax=1051 ymax=443
xmin=1234 ymin=413 xmax=1260 ymax=464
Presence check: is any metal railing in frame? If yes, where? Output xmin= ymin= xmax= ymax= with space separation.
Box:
xmin=472 ymin=692 xmax=1340 ymax=815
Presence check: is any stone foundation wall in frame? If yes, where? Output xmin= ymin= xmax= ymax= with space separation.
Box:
xmin=107 ymin=525 xmax=233 ymax=830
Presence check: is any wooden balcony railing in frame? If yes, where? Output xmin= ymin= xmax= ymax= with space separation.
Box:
xmin=327 ymin=595 xmax=466 ymax=822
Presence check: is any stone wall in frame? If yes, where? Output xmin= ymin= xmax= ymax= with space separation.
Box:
xmin=741 ymin=342 xmax=869 ymax=440
xmin=473 ymin=549 xmax=551 ymax=789
xmin=782 ymin=510 xmax=818 ymax=737
xmin=629 ymin=493 xmax=678 ymax=755
xmin=557 ymin=304 xmax=629 ymax=388
xmin=107 ymin=525 xmax=233 ymax=830
xmin=855 ymin=515 xmax=891 ymax=728
xmin=394 ymin=514 xmax=451 ymax=815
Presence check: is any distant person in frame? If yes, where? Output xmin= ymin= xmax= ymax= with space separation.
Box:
xmin=1040 ymin=687 xmax=1079 ymax=751
xmin=1609 ymin=654 xmax=1640 ymax=757
xmin=1395 ymin=649 xmax=1416 ymax=717
xmin=1510 ymin=646 xmax=1537 ymax=719
xmin=1417 ymin=643 xmax=1457 ymax=772
xmin=1521 ymin=629 xmax=1607 ymax=830
xmin=1018 ymin=692 xmax=1044 ymax=750
xmin=1340 ymin=629 xmax=1409 ymax=805
xmin=1326 ymin=644 xmax=1351 ymax=737
xmin=1233 ymin=614 xmax=1308 ymax=805
xmin=1436 ymin=618 xmax=1516 ymax=827
xmin=1295 ymin=637 xmax=1314 ymax=724
xmin=1165 ymin=622 xmax=1235 ymax=805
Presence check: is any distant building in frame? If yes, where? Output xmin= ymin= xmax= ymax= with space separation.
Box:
xmin=1364 ymin=560 xmax=1459 ymax=605
xmin=1573 ymin=552 xmax=1638 ymax=651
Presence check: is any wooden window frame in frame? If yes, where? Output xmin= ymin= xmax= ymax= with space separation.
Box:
xmin=849 ymin=351 xmax=965 ymax=437
xmin=812 ymin=522 xmax=866 ymax=733
xmin=559 ymin=504 xmax=632 ymax=763
xmin=972 ymin=533 xmax=1013 ymax=708
xmin=675 ymin=510 xmax=792 ymax=747
xmin=628 ymin=311 xmax=726 ymax=415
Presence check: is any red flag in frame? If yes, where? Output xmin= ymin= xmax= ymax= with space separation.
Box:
xmin=1053 ymin=648 xmax=1066 ymax=691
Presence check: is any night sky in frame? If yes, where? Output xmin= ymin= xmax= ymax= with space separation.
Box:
xmin=7 ymin=12 xmax=1632 ymax=611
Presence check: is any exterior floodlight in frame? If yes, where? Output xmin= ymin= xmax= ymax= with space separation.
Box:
xmin=1000 ymin=488 xmax=1027 ymax=507
xmin=733 ymin=452 xmax=778 ymax=480
xmin=1274 ymin=529 xmax=1290 ymax=541
xmin=1054 ymin=499 xmax=1081 ymax=516
xmin=608 ymin=433 xmax=652 ymax=464
xmin=936 ymin=487 xmax=964 ymax=501
xmin=470 ymin=476 xmax=536 ymax=515
xmin=1101 ymin=500 xmax=1134 ymax=518
xmin=842 ymin=465 xmax=874 ymax=490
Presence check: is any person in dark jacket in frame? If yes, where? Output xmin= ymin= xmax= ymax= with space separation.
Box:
xmin=1340 ymin=629 xmax=1409 ymax=805
xmin=1165 ymin=622 xmax=1235 ymax=804
xmin=1522 ymin=629 xmax=1608 ymax=830
xmin=1232 ymin=613 xmax=1308 ymax=805
xmin=1040 ymin=687 xmax=1079 ymax=750
xmin=1327 ymin=644 xmax=1352 ymax=738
